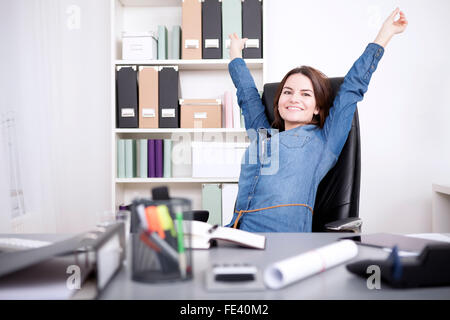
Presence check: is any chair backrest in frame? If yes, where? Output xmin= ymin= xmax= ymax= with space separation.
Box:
xmin=261 ymin=78 xmax=361 ymax=231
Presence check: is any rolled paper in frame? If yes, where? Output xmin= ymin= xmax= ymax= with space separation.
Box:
xmin=264 ymin=240 xmax=358 ymax=289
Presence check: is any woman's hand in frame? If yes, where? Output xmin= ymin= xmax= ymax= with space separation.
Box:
xmin=374 ymin=7 xmax=408 ymax=48
xmin=229 ymin=32 xmax=248 ymax=60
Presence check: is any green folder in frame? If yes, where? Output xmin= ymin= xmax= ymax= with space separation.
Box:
xmin=163 ymin=139 xmax=172 ymax=178
xmin=158 ymin=25 xmax=168 ymax=60
xmin=125 ymin=139 xmax=136 ymax=178
xmin=202 ymin=184 xmax=222 ymax=226
xmin=117 ymin=139 xmax=125 ymax=178
xmin=171 ymin=25 xmax=181 ymax=60
xmin=137 ymin=139 xmax=148 ymax=178
xmin=222 ymin=0 xmax=242 ymax=59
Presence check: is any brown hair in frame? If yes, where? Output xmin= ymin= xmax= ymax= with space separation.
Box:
xmin=272 ymin=66 xmax=332 ymax=131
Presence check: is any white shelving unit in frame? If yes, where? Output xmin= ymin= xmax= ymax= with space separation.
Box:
xmin=110 ymin=0 xmax=266 ymax=212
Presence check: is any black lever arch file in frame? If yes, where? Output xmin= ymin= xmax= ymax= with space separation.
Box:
xmin=116 ymin=66 xmax=138 ymax=128
xmin=202 ymin=0 xmax=222 ymax=59
xmin=242 ymin=0 xmax=263 ymax=59
xmin=158 ymin=66 xmax=179 ymax=128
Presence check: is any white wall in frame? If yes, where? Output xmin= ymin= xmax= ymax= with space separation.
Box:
xmin=266 ymin=0 xmax=450 ymax=233
xmin=1 ymin=0 xmax=112 ymax=233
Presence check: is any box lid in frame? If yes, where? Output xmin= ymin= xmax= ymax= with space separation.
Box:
xmin=122 ymin=31 xmax=158 ymax=39
xmin=179 ymin=99 xmax=221 ymax=106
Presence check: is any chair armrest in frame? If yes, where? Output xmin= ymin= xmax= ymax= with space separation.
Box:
xmin=183 ymin=210 xmax=209 ymax=222
xmin=324 ymin=217 xmax=362 ymax=233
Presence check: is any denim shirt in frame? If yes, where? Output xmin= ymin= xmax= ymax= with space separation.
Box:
xmin=225 ymin=43 xmax=384 ymax=232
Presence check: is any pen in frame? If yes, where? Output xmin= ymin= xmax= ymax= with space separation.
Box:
xmin=139 ymin=232 xmax=160 ymax=252
xmin=175 ymin=211 xmax=187 ymax=279
xmin=148 ymin=231 xmax=179 ymax=265
xmin=136 ymin=204 xmax=149 ymax=230
xmin=208 ymin=224 xmax=219 ymax=234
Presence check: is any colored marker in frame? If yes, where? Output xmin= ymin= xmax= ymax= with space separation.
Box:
xmin=175 ymin=211 xmax=187 ymax=278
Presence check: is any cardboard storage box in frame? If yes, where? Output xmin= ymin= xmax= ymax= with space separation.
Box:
xmin=180 ymin=99 xmax=222 ymax=128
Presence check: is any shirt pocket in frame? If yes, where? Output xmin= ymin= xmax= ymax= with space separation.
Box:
xmin=280 ymin=133 xmax=312 ymax=149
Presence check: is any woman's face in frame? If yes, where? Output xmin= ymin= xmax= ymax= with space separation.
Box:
xmin=278 ymin=73 xmax=319 ymax=131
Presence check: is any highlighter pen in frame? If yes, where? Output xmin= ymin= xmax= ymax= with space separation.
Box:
xmin=175 ymin=211 xmax=187 ymax=279
xmin=156 ymin=205 xmax=176 ymax=237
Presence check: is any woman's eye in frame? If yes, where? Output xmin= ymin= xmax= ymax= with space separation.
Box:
xmin=283 ymin=91 xmax=291 ymax=95
xmin=303 ymin=93 xmax=311 ymax=96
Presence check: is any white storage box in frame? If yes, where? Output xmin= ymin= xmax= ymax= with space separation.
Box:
xmin=122 ymin=31 xmax=158 ymax=60
xmin=191 ymin=142 xmax=249 ymax=178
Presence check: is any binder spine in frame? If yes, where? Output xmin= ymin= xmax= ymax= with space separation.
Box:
xmin=202 ymin=0 xmax=223 ymax=59
xmin=158 ymin=66 xmax=179 ymax=128
xmin=182 ymin=0 xmax=202 ymax=59
xmin=222 ymin=0 xmax=242 ymax=59
xmin=242 ymin=0 xmax=262 ymax=59
xmin=116 ymin=66 xmax=138 ymax=128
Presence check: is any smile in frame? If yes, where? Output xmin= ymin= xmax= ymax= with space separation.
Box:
xmin=287 ymin=106 xmax=304 ymax=111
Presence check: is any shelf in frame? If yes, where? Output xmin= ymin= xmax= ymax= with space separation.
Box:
xmin=115 ymin=128 xmax=247 ymax=134
xmin=116 ymin=177 xmax=239 ymax=183
xmin=115 ymin=59 xmax=264 ymax=70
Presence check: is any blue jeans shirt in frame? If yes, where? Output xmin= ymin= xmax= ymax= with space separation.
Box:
xmin=225 ymin=43 xmax=384 ymax=232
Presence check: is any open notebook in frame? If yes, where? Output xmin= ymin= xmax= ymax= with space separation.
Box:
xmin=182 ymin=220 xmax=266 ymax=250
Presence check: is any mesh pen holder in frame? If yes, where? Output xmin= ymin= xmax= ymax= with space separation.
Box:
xmin=130 ymin=197 xmax=193 ymax=283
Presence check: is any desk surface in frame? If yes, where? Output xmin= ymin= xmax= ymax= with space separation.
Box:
xmin=100 ymin=232 xmax=450 ymax=300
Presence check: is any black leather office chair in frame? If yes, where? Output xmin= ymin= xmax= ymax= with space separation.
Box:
xmin=261 ymin=78 xmax=362 ymax=232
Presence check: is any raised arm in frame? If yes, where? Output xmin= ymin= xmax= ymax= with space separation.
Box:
xmin=323 ymin=8 xmax=408 ymax=157
xmin=374 ymin=8 xmax=408 ymax=48
xmin=228 ymin=33 xmax=270 ymax=131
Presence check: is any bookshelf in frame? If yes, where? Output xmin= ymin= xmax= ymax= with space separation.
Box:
xmin=110 ymin=0 xmax=266 ymax=215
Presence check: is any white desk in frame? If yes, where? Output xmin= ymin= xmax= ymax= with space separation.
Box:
xmin=1 ymin=233 xmax=449 ymax=300
xmin=100 ymin=232 xmax=450 ymax=300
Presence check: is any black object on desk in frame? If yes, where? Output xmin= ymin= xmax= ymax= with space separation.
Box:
xmin=346 ymin=243 xmax=450 ymax=288
xmin=340 ymin=233 xmax=446 ymax=253
xmin=213 ymin=263 xmax=257 ymax=282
